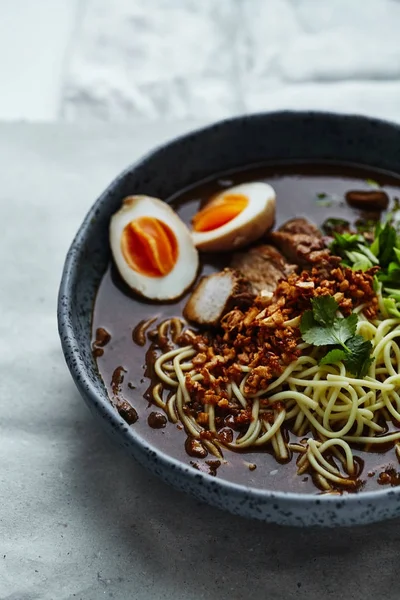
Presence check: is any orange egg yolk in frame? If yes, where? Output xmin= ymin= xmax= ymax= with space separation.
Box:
xmin=192 ymin=193 xmax=248 ymax=232
xmin=121 ymin=216 xmax=178 ymax=277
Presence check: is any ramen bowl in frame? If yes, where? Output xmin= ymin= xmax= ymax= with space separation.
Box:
xmin=58 ymin=111 xmax=400 ymax=526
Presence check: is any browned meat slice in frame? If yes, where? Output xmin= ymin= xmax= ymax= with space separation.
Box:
xmin=276 ymin=217 xmax=322 ymax=238
xmin=268 ymin=218 xmax=329 ymax=266
xmin=183 ymin=268 xmax=254 ymax=327
xmin=231 ymin=244 xmax=297 ymax=294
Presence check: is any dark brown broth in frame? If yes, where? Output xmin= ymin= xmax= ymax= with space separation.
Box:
xmin=92 ymin=162 xmax=400 ymax=494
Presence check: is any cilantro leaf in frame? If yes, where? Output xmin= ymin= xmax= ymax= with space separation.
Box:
xmin=334 ymin=313 xmax=358 ymax=341
xmin=343 ymin=336 xmax=374 ymax=378
xmin=301 ymin=325 xmax=333 ymax=347
xmin=320 ymin=348 xmax=348 ymax=366
xmin=310 ymin=296 xmax=338 ymax=327
xmin=299 ymin=296 xmax=372 ymax=376
xmin=299 ymin=310 xmax=316 ymax=334
xmin=300 ymin=300 xmax=357 ymax=347
xmin=305 ymin=314 xmax=357 ymax=347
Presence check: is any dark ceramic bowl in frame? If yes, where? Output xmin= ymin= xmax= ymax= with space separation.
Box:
xmin=58 ymin=111 xmax=400 ymax=527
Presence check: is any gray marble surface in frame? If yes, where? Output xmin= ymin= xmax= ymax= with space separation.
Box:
xmin=2 ymin=121 xmax=400 ymax=600
xmin=63 ymin=0 xmax=400 ymax=123
xmin=3 ymin=1 xmax=400 ymax=123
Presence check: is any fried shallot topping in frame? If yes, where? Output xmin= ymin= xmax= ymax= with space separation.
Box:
xmin=183 ymin=263 xmax=378 ymax=400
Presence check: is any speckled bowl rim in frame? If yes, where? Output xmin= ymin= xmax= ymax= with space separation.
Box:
xmin=58 ymin=110 xmax=400 ymax=510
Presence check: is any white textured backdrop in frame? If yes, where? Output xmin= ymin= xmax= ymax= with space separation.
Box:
xmin=62 ymin=0 xmax=400 ymax=122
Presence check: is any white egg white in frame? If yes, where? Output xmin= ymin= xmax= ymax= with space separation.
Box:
xmin=191 ymin=182 xmax=276 ymax=252
xmin=110 ymin=195 xmax=199 ymax=300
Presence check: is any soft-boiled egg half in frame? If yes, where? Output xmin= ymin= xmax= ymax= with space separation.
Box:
xmin=110 ymin=196 xmax=199 ymax=300
xmin=191 ymin=182 xmax=276 ymax=252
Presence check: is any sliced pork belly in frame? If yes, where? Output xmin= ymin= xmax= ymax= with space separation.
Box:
xmin=268 ymin=218 xmax=330 ymax=266
xmin=183 ymin=268 xmax=254 ymax=327
xmin=231 ymin=244 xmax=297 ymax=294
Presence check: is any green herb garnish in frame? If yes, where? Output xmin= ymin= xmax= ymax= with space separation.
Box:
xmin=355 ymin=218 xmax=377 ymax=235
xmin=299 ymin=296 xmax=373 ymax=377
xmin=327 ymin=206 xmax=400 ymax=319
xmin=366 ymin=178 xmax=381 ymax=188
xmin=316 ymin=199 xmax=333 ymax=207
xmin=322 ymin=217 xmax=350 ymax=235
xmin=329 ymin=231 xmax=379 ymax=271
xmin=315 ymin=192 xmax=342 ymax=207
xmin=330 ymin=232 xmax=365 ymax=252
xmin=383 ymin=297 xmax=400 ymax=318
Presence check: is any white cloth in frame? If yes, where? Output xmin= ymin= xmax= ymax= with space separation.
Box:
xmin=63 ymin=0 xmax=400 ymax=123
xmin=1 ymin=121 xmax=400 ymax=600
